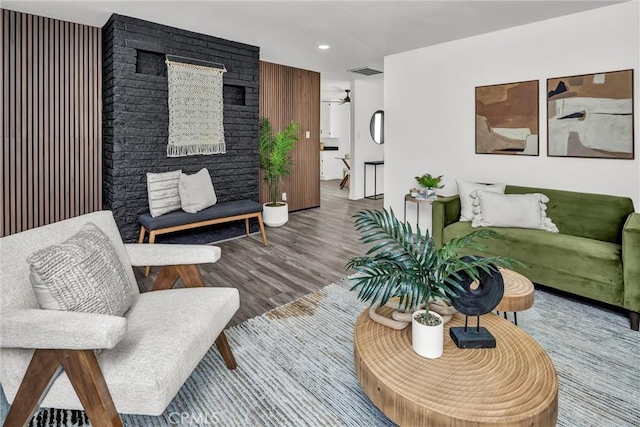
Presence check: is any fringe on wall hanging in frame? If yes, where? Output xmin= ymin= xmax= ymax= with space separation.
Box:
xmin=166 ymin=59 xmax=227 ymax=157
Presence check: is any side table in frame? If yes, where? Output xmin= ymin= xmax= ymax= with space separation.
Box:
xmin=404 ymin=194 xmax=437 ymax=226
xmin=364 ymin=161 xmax=384 ymax=199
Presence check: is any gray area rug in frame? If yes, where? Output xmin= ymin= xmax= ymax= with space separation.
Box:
xmin=19 ymin=278 xmax=640 ymax=426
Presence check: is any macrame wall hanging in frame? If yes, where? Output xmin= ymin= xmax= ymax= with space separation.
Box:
xmin=166 ymin=58 xmax=227 ymax=157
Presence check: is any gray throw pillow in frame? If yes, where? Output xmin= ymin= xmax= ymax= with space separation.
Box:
xmin=27 ymin=222 xmax=133 ymax=316
xmin=179 ymin=168 xmax=217 ymax=213
xmin=147 ymin=170 xmax=182 ymax=217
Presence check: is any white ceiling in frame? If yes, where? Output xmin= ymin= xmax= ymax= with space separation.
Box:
xmin=3 ymin=0 xmax=625 ymax=96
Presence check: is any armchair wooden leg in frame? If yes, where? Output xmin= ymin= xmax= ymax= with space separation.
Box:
xmin=4 ymin=349 xmax=61 ymax=427
xmin=215 ymin=332 xmax=237 ymax=370
xmin=56 ymin=350 xmax=122 ymax=427
xmin=4 ymin=349 xmax=122 ymax=427
xmin=244 ymin=218 xmax=250 ymax=237
xmin=630 ymin=311 xmax=639 ymax=331
xmin=151 ymin=265 xmax=181 ymax=291
xmin=144 ymin=231 xmax=156 ymax=278
xmin=152 ymin=265 xmax=205 ymax=290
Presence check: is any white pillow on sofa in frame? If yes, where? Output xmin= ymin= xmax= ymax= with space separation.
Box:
xmin=471 ymin=190 xmax=559 ymax=232
xmin=456 ymin=179 xmax=506 ymax=221
xmin=179 ymin=168 xmax=217 ymax=213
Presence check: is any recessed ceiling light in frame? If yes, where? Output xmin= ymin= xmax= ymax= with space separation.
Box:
xmin=318 ymin=45 xmax=330 ymax=50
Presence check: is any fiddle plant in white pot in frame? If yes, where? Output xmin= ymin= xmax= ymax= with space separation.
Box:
xmin=346 ymin=208 xmax=515 ymax=359
xmin=259 ymin=118 xmax=298 ymax=227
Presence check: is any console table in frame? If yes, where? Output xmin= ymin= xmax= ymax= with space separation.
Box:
xmin=364 ymin=160 xmax=384 ymax=200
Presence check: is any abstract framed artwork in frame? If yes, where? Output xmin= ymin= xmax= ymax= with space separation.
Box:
xmin=476 ymin=80 xmax=539 ymax=156
xmin=547 ymin=69 xmax=634 ymax=159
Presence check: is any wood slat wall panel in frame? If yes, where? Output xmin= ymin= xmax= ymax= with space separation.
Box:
xmin=259 ymin=61 xmax=320 ymax=211
xmin=0 ymin=9 xmax=102 ymax=237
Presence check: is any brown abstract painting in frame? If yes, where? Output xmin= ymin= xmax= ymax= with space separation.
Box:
xmin=476 ymin=80 xmax=539 ymax=156
xmin=548 ymin=70 xmax=634 ymax=159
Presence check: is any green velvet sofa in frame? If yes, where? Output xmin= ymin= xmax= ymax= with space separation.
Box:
xmin=432 ymin=185 xmax=640 ymax=331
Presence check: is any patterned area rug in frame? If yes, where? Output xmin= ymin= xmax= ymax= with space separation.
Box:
xmin=20 ymin=278 xmax=640 ymax=426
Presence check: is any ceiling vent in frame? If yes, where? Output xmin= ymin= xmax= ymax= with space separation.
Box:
xmin=348 ymin=66 xmax=383 ymax=76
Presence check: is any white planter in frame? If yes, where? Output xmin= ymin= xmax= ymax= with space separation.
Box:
xmin=263 ymin=203 xmax=289 ymax=227
xmin=411 ymin=310 xmax=444 ymax=359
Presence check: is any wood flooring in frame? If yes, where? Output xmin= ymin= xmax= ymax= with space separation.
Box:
xmin=134 ymin=180 xmax=383 ymax=326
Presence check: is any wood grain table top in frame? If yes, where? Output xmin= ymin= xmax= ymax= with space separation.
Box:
xmin=354 ymin=309 xmax=558 ymax=426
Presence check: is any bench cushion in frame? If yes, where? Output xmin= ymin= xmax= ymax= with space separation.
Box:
xmin=139 ymin=200 xmax=263 ymax=231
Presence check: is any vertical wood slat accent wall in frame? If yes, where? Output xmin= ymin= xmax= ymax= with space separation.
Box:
xmin=1 ymin=9 xmax=102 ymax=237
xmin=259 ymin=61 xmax=320 ymax=211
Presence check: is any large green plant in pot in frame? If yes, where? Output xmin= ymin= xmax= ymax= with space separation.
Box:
xmin=259 ymin=118 xmax=299 ymax=207
xmin=346 ymin=208 xmax=516 ymax=325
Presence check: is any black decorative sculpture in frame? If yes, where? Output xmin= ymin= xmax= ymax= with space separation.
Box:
xmin=449 ymin=256 xmax=504 ymax=348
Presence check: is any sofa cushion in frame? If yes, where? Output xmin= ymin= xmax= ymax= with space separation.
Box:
xmin=27 ymin=222 xmax=133 ymax=316
xmin=443 ymin=221 xmax=623 ymax=300
xmin=505 ymin=186 xmax=634 ymax=244
xmin=471 ymin=191 xmax=558 ymax=232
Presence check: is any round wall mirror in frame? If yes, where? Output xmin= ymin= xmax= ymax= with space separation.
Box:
xmin=370 ymin=110 xmax=384 ymax=144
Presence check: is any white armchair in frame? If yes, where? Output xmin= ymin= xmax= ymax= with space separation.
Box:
xmin=0 ymin=211 xmax=239 ymax=426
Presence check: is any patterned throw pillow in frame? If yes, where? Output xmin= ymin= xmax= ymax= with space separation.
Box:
xmin=147 ymin=170 xmax=182 ymax=217
xmin=27 ymin=222 xmax=133 ymax=316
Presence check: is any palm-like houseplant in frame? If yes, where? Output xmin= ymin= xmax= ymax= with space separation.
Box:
xmin=259 ymin=118 xmax=298 ymax=226
xmin=346 ymin=208 xmax=516 ymax=326
xmin=259 ymin=117 xmax=299 ymax=206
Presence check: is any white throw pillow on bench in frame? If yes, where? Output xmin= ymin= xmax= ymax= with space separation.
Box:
xmin=471 ymin=190 xmax=559 ymax=233
xmin=147 ymin=170 xmax=182 ymax=217
xmin=179 ymin=168 xmax=217 ymax=213
xmin=456 ymin=179 xmax=506 ymax=221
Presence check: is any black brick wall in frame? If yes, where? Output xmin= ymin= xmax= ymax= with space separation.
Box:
xmin=102 ymin=14 xmax=260 ymax=243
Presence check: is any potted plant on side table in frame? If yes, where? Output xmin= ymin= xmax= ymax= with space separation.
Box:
xmin=259 ymin=118 xmax=298 ymax=227
xmin=346 ymin=208 xmax=515 ymax=359
xmin=415 ymin=173 xmax=444 ymax=199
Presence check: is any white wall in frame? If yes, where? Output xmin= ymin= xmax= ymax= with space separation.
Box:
xmin=385 ymin=2 xmax=640 ymax=231
xmin=350 ymin=75 xmax=385 ymax=199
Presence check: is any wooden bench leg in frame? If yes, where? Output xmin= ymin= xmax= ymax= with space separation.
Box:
xmin=244 ymin=218 xmax=250 ymax=237
xmin=152 ymin=264 xmax=206 ymax=291
xmin=5 ymin=349 xmax=122 ymax=427
xmin=215 ymin=332 xmax=237 ymax=370
xmin=144 ymin=231 xmax=156 ymax=278
xmin=257 ymin=213 xmax=268 ymax=246
xmin=138 ymin=226 xmax=146 ymax=244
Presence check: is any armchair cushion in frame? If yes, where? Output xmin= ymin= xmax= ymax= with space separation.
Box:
xmin=27 ymin=223 xmax=133 ymax=316
xmin=22 ymin=287 xmax=239 ymax=415
xmin=0 ymin=308 xmax=127 ymax=350
xmin=125 ymin=244 xmax=221 ymax=267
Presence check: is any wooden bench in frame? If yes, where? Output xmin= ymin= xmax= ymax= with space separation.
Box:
xmin=138 ymin=200 xmax=267 ymax=276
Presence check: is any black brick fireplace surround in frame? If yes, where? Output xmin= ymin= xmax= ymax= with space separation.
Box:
xmin=102 ymin=14 xmax=260 ymax=243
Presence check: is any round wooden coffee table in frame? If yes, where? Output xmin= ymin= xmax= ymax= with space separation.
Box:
xmin=354 ymin=309 xmax=558 ymax=426
xmin=496 ymin=268 xmax=535 ymax=325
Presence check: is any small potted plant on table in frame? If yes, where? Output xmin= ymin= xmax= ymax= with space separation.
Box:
xmin=346 ymin=208 xmax=514 ymax=359
xmin=415 ymin=173 xmax=444 ymax=199
xmin=259 ymin=118 xmax=298 ymax=227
